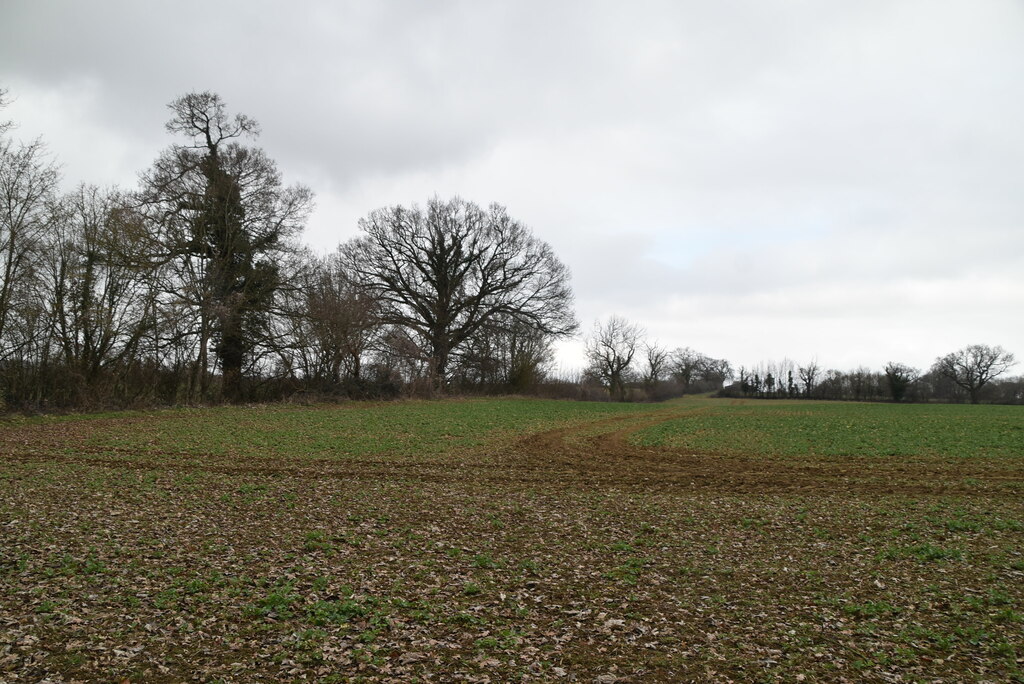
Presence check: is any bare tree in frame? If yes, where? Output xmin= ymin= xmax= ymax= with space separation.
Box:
xmin=669 ymin=347 xmax=703 ymax=389
xmin=643 ymin=341 xmax=670 ymax=387
xmin=43 ymin=186 xmax=158 ymax=387
xmin=342 ymin=197 xmax=577 ymax=390
xmin=140 ymin=91 xmax=312 ymax=401
xmin=798 ymin=359 xmax=820 ymax=397
xmin=932 ymin=344 xmax=1016 ymax=404
xmin=455 ymin=315 xmax=554 ymax=391
xmin=274 ymin=249 xmax=381 ymax=388
xmin=0 ymin=135 xmax=60 ymax=361
xmin=883 ymin=362 xmax=919 ymax=402
xmin=670 ymin=347 xmax=732 ymax=393
xmin=585 ymin=315 xmax=644 ymax=401
xmin=0 ymin=87 xmax=12 ymax=136
xmin=699 ymin=356 xmax=733 ymax=389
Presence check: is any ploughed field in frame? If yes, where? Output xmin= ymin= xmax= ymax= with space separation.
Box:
xmin=1 ymin=397 xmax=1022 ymax=683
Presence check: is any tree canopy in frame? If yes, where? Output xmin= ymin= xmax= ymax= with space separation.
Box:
xmin=932 ymin=344 xmax=1016 ymax=404
xmin=342 ymin=196 xmax=577 ymax=388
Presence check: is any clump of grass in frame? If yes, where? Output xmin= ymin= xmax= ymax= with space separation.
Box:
xmin=606 ymin=557 xmax=648 ymax=584
xmin=245 ymin=582 xmax=299 ymax=619
xmin=303 ymin=530 xmax=333 ymax=552
xmin=307 ymin=598 xmax=367 ymax=625
xmin=472 ymin=553 xmax=499 ymax=569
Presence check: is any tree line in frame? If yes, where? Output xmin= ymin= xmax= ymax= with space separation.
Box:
xmin=721 ymin=344 xmax=1019 ymax=404
xmin=577 ymin=313 xmax=1019 ymax=405
xmin=1 ymin=88 xmax=1019 ymax=410
xmin=1 ymin=90 xmax=580 ymax=410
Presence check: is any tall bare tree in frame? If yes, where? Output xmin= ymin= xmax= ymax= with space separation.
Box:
xmin=342 ymin=197 xmax=577 ymax=390
xmin=585 ymin=315 xmax=644 ymax=401
xmin=140 ymin=92 xmax=312 ymax=401
xmin=0 ymin=135 xmax=59 ymax=361
xmin=932 ymin=344 xmax=1016 ymax=404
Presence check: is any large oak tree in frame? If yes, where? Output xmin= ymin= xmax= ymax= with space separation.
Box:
xmin=932 ymin=344 xmax=1015 ymax=403
xmin=342 ymin=197 xmax=577 ymax=389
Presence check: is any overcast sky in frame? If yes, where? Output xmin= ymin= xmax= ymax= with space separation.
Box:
xmin=3 ymin=0 xmax=1022 ymax=373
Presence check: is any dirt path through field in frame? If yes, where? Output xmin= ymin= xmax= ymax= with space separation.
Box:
xmin=503 ymin=405 xmax=1023 ymax=496
xmin=2 ymin=404 xmax=1020 ymax=496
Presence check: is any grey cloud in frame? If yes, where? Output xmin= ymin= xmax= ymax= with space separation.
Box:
xmin=2 ymin=0 xmax=1022 ymax=371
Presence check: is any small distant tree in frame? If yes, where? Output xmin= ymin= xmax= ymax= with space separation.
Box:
xmin=883 ymin=362 xmax=919 ymax=402
xmin=669 ymin=347 xmax=703 ymax=389
xmin=699 ymin=356 xmax=732 ymax=389
xmin=849 ymin=366 xmax=874 ymax=401
xmin=643 ymin=341 xmax=669 ymax=387
xmin=737 ymin=366 xmax=750 ymax=394
xmin=585 ymin=315 xmax=644 ymax=401
xmin=669 ymin=347 xmax=731 ymax=392
xmin=932 ymin=344 xmax=1016 ymax=404
xmin=798 ymin=360 xmax=820 ymax=397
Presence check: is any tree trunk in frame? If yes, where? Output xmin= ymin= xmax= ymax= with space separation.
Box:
xmin=431 ymin=337 xmax=449 ymax=394
xmin=219 ymin=309 xmax=245 ymax=402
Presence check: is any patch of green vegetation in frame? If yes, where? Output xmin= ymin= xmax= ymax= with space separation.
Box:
xmin=245 ymin=582 xmax=299 ymax=619
xmin=472 ymin=553 xmax=500 ymax=569
xmin=59 ymin=552 xmax=106 ymax=576
xmin=36 ymin=600 xmax=58 ymax=614
xmin=307 ymin=598 xmax=367 ymax=625
xmin=475 ymin=628 xmax=521 ymax=651
xmin=606 ymin=556 xmax=648 ymax=584
xmin=153 ymin=588 xmax=179 ymax=610
xmin=61 ymin=398 xmax=658 ymax=464
xmin=633 ymin=400 xmax=1024 ymax=460
xmin=303 ymin=530 xmax=333 ymax=553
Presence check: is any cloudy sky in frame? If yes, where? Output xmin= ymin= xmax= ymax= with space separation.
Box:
xmin=3 ymin=0 xmax=1022 ymax=373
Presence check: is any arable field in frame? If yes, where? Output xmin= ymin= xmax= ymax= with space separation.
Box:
xmin=1 ymin=397 xmax=1022 ymax=683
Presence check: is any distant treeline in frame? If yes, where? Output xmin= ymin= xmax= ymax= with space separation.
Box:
xmin=718 ymin=348 xmax=1021 ymax=405
xmin=571 ymin=320 xmax=1020 ymax=405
